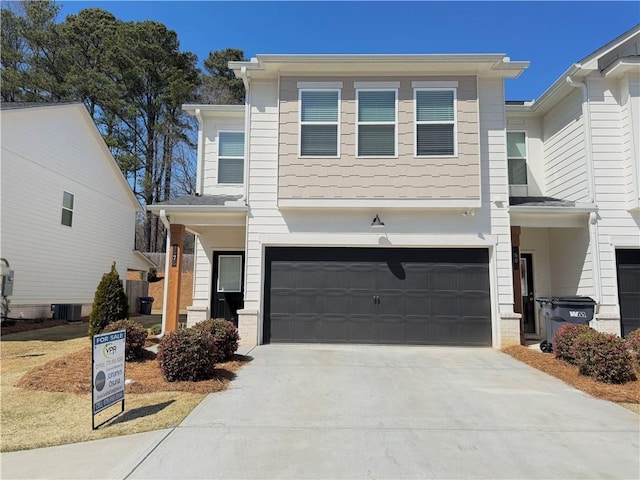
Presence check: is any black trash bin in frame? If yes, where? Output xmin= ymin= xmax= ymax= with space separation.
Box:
xmin=138 ymin=296 xmax=154 ymax=315
xmin=536 ymin=296 xmax=596 ymax=352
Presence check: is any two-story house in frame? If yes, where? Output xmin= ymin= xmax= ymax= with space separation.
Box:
xmin=1 ymin=102 xmax=154 ymax=320
xmin=149 ymin=54 xmax=529 ymax=347
xmin=150 ymin=25 xmax=639 ymax=348
xmin=505 ymin=24 xmax=640 ymax=340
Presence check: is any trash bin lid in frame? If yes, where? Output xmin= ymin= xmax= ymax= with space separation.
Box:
xmin=549 ymin=296 xmax=595 ymax=307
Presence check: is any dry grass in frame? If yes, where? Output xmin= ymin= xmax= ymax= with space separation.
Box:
xmin=1 ymin=324 xmax=250 ymax=452
xmin=503 ymin=345 xmax=640 ymax=404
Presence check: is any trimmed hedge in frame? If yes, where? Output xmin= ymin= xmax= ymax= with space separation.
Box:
xmin=574 ymin=332 xmax=636 ymax=384
xmin=192 ymin=318 xmax=240 ymax=361
xmin=552 ymin=324 xmax=596 ymax=364
xmin=103 ymin=319 xmax=148 ymax=361
xmin=157 ymin=329 xmax=220 ymax=382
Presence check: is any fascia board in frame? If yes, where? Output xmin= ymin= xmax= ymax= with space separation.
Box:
xmin=146 ymin=204 xmax=248 ymax=213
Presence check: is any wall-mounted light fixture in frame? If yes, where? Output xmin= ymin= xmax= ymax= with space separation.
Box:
xmin=370 ymin=214 xmax=385 ymax=228
xmin=462 ymin=209 xmax=476 ymax=217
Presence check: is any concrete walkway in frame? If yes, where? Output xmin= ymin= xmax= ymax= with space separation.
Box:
xmin=2 ymin=345 xmax=638 ymax=479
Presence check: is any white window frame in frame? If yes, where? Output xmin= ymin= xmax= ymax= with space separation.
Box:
xmin=507 ymin=130 xmax=528 ymax=186
xmin=61 ymin=190 xmax=74 ymax=227
xmin=413 ymin=87 xmax=458 ymax=158
xmin=217 ymin=130 xmax=244 ymax=185
xmin=216 ymin=254 xmax=243 ymax=293
xmin=298 ymin=88 xmax=341 ymax=158
xmin=356 ymin=88 xmax=398 ymax=158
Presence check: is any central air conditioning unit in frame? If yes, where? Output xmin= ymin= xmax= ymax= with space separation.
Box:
xmin=51 ymin=304 xmax=82 ymax=321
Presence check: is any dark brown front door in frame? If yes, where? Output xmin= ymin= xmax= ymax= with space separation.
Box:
xmin=521 ymin=253 xmax=535 ymax=334
xmin=212 ymin=251 xmax=245 ymax=325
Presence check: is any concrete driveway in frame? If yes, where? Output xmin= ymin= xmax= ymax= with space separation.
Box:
xmin=2 ymin=344 xmax=638 ymax=479
xmin=130 ymin=344 xmax=638 ymax=479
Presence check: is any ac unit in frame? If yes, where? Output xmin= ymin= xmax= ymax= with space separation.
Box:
xmin=51 ymin=304 xmax=82 ymax=321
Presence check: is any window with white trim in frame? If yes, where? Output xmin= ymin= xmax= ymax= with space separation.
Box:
xmin=218 ymin=131 xmax=244 ymax=184
xmin=299 ymin=90 xmax=340 ymax=157
xmin=507 ymin=132 xmax=527 ymax=186
xmin=415 ymin=89 xmax=456 ymax=156
xmin=61 ymin=191 xmax=74 ymax=227
xmin=357 ymin=90 xmax=397 ymax=156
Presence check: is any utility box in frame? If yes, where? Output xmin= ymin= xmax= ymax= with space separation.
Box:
xmin=537 ymin=296 xmax=596 ymax=352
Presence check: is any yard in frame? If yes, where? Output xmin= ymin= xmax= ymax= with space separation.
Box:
xmin=0 ymin=319 xmax=250 ymax=452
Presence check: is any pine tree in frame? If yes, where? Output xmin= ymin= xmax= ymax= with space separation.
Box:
xmin=89 ymin=262 xmax=129 ymax=335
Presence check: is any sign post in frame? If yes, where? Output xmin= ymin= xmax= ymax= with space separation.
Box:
xmin=92 ymin=330 xmax=126 ymax=429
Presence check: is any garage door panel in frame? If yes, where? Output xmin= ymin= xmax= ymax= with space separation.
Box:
xmin=265 ymin=247 xmax=491 ymax=346
xmin=617 ymin=250 xmax=640 ymax=337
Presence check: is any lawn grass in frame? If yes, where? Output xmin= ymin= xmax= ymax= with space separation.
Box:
xmin=1 ymin=322 xmax=248 ymax=452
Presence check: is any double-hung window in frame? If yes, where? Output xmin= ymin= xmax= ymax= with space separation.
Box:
xmin=415 ymin=88 xmax=456 ymax=156
xmin=218 ymin=131 xmax=244 ymax=184
xmin=61 ymin=191 xmax=74 ymax=227
xmin=299 ymin=90 xmax=340 ymax=157
xmin=357 ymin=89 xmax=397 ymax=157
xmin=507 ymin=131 xmax=527 ymax=186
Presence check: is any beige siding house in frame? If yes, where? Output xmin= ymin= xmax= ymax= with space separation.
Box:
xmin=150 ymin=25 xmax=639 ymax=347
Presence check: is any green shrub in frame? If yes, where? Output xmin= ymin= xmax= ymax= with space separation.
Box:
xmin=625 ymin=327 xmax=640 ymax=370
xmin=103 ymin=319 xmax=147 ymax=361
xmin=157 ymin=329 xmax=220 ymax=382
xmin=553 ymin=324 xmax=597 ymax=364
xmin=574 ymin=332 xmax=636 ymax=384
xmin=192 ymin=318 xmax=240 ymax=361
xmin=149 ymin=323 xmax=162 ymax=336
xmin=88 ymin=263 xmax=129 ymax=336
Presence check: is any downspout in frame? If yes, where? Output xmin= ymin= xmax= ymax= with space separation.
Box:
xmin=159 ymin=209 xmax=171 ymax=336
xmin=240 ymin=67 xmax=251 ymax=204
xmin=566 ymin=76 xmax=602 ymax=305
xmin=195 ymin=109 xmax=204 ymax=195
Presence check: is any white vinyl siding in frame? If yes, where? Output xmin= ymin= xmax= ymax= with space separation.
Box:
xmin=61 ymin=191 xmax=74 ymax=227
xmin=299 ymin=90 xmax=340 ymax=157
xmin=357 ymin=89 xmax=397 ymax=157
xmin=507 ymin=132 xmax=527 ymax=185
xmin=218 ymin=131 xmax=244 ymax=184
xmin=415 ymin=89 xmax=457 ymax=157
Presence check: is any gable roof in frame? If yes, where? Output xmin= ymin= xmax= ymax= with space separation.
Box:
xmin=2 ymin=102 xmax=143 ymax=213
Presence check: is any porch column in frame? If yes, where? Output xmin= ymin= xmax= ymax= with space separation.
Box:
xmin=165 ymin=224 xmax=185 ymax=333
xmin=510 ymin=226 xmax=524 ymax=344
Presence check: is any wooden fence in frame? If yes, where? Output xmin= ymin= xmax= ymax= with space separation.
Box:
xmin=126 ymin=280 xmax=149 ymax=314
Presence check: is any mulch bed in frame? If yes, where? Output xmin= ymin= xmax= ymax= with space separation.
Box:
xmin=503 ymin=345 xmax=640 ymax=404
xmin=1 ymin=318 xmax=70 ymax=335
xmin=16 ymin=347 xmax=251 ymax=395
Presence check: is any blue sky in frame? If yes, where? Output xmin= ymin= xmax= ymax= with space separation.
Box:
xmin=58 ymin=1 xmax=640 ymax=100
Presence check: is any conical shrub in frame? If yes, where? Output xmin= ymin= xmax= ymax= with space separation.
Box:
xmin=89 ymin=262 xmax=129 ymax=335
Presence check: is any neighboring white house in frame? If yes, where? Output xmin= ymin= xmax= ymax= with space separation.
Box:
xmin=506 ymin=24 xmax=640 ymax=339
xmin=150 ymin=25 xmax=639 ymax=348
xmin=0 ymin=102 xmax=153 ymax=319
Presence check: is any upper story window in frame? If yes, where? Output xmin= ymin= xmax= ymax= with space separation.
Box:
xmin=299 ymin=90 xmax=340 ymax=157
xmin=507 ymin=131 xmax=527 ymax=186
xmin=218 ymin=131 xmax=244 ymax=184
xmin=357 ymin=89 xmax=397 ymax=157
xmin=61 ymin=191 xmax=74 ymax=227
xmin=414 ymin=88 xmax=457 ymax=157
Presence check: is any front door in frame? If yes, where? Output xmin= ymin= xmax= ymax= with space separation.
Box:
xmin=212 ymin=251 xmax=245 ymax=325
xmin=521 ymin=253 xmax=536 ymax=334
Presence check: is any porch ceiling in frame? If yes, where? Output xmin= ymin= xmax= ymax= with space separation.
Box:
xmin=509 ymin=196 xmax=596 ymax=228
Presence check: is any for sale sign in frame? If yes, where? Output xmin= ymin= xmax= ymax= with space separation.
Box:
xmin=92 ymin=330 xmax=125 ymax=415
